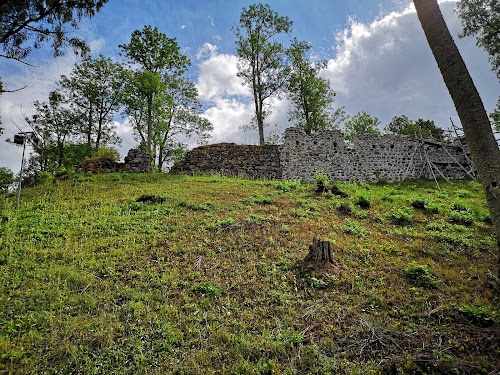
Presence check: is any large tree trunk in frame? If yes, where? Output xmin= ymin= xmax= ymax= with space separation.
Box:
xmin=413 ymin=0 xmax=500 ymax=272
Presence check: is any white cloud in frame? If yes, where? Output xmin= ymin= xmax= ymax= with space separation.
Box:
xmin=321 ymin=1 xmax=499 ymax=129
xmin=195 ymin=43 xmax=250 ymax=101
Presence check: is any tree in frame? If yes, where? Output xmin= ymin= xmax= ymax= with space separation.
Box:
xmin=385 ymin=115 xmax=446 ymax=141
xmin=233 ymin=3 xmax=292 ymax=145
xmin=286 ymin=39 xmax=347 ymax=135
xmin=25 ymin=90 xmax=76 ymax=171
xmin=153 ymin=76 xmax=213 ymax=171
xmin=456 ymin=0 xmax=500 ymax=77
xmin=0 ymin=0 xmax=108 ymax=93
xmin=413 ymin=0 xmax=500 ymax=272
xmin=0 ymin=167 xmax=15 ymax=192
xmin=119 ymin=25 xmax=189 ymax=156
xmin=59 ymin=55 xmax=124 ymax=153
xmin=343 ymin=111 xmax=381 ymax=140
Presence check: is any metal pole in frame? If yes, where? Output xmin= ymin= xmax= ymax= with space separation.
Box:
xmin=16 ymin=139 xmax=27 ymax=206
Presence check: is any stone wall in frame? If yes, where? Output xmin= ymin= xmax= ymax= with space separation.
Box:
xmin=170 ymin=143 xmax=282 ymax=179
xmin=170 ymin=128 xmax=474 ymax=182
xmin=281 ymin=128 xmax=472 ymax=182
xmin=80 ymin=148 xmax=152 ymax=173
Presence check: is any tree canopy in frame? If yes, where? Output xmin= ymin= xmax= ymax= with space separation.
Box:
xmin=233 ymin=3 xmax=292 ymax=145
xmin=0 ymin=0 xmax=108 ymax=93
xmin=286 ymin=39 xmax=347 ymax=135
xmin=343 ymin=111 xmax=381 ymax=140
xmin=385 ymin=115 xmax=446 ymax=141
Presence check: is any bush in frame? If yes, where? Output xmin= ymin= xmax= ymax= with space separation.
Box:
xmin=389 ymin=207 xmax=414 ymax=224
xmin=449 ymin=210 xmax=475 ymax=226
xmin=409 ymin=196 xmax=428 ymax=209
xmin=405 ymin=262 xmax=438 ymax=288
xmin=314 ymin=171 xmax=329 ymax=193
xmin=0 ymin=167 xmax=15 ymax=191
xmin=92 ymin=147 xmax=121 ymax=162
xmin=341 ymin=219 xmax=367 ymax=237
xmin=37 ymin=171 xmax=54 ymax=184
xmin=354 ymin=192 xmax=371 ymax=209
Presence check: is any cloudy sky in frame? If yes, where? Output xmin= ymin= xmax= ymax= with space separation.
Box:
xmin=0 ymin=0 xmax=498 ymax=173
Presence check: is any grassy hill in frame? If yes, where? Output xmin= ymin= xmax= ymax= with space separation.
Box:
xmin=0 ymin=173 xmax=498 ymax=374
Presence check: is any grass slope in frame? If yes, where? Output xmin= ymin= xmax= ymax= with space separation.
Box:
xmin=0 ymin=173 xmax=498 ymax=374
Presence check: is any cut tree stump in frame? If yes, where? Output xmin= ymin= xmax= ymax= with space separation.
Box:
xmin=304 ymin=237 xmax=334 ymax=263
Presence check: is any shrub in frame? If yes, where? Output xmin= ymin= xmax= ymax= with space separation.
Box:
xmin=314 ymin=171 xmax=329 ymax=193
xmin=409 ymin=196 xmax=428 ymax=209
xmin=92 ymin=147 xmax=121 ymax=162
xmin=354 ymin=192 xmax=371 ymax=209
xmin=0 ymin=167 xmax=15 ymax=192
xmin=457 ymin=304 xmax=498 ymax=326
xmin=450 ymin=199 xmax=470 ymax=212
xmin=389 ymin=207 xmax=414 ymax=224
xmin=193 ymin=282 xmax=222 ymax=299
xmin=337 ymin=201 xmax=352 ymax=215
xmin=275 ymin=180 xmax=300 ymax=192
xmin=37 ymin=171 xmax=54 ymax=184
xmin=405 ymin=262 xmax=438 ymax=288
xmin=341 ymin=219 xmax=367 ymax=237
xmin=330 ymin=184 xmax=348 ymax=198
xmin=449 ymin=210 xmax=475 ymax=226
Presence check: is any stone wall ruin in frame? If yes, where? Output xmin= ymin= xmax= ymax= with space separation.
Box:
xmin=171 ymin=128 xmax=474 ymax=182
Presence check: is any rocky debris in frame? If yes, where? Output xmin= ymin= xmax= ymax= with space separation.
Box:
xmin=80 ymin=148 xmax=152 ymax=173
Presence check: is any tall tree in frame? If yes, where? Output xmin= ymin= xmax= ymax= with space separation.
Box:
xmin=233 ymin=3 xmax=292 ymax=145
xmin=119 ymin=25 xmax=189 ymax=156
xmin=343 ymin=111 xmax=381 ymax=140
xmin=0 ymin=0 xmax=108 ymax=93
xmin=413 ymin=0 xmax=500 ymax=271
xmin=59 ymin=55 xmax=124 ymax=153
xmin=25 ymin=90 xmax=76 ymax=170
xmin=385 ymin=115 xmax=446 ymax=141
xmin=153 ymin=75 xmax=213 ymax=171
xmin=286 ymin=39 xmax=347 ymax=135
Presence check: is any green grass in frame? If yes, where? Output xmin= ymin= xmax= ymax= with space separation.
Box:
xmin=0 ymin=174 xmax=498 ymax=374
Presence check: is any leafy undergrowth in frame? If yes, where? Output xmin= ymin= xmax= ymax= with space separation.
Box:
xmin=0 ymin=173 xmax=498 ymax=374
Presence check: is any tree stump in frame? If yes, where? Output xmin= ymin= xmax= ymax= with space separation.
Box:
xmin=304 ymin=237 xmax=334 ymax=263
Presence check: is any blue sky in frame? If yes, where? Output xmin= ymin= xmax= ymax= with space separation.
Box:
xmin=1 ymin=0 xmax=499 ymax=172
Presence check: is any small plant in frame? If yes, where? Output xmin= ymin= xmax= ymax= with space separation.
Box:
xmin=337 ymin=201 xmax=352 ymax=215
xmin=389 ymin=207 xmax=414 ymax=224
xmin=341 ymin=219 xmax=367 ymax=237
xmin=354 ymin=192 xmax=371 ymax=209
xmin=314 ymin=170 xmax=329 ymax=193
xmin=330 ymin=184 xmax=348 ymax=198
xmin=409 ymin=196 xmax=428 ymax=209
xmin=92 ymin=146 xmax=121 ymax=161
xmin=448 ymin=209 xmax=475 ymax=226
xmin=37 ymin=171 xmax=54 ymax=184
xmin=457 ymin=304 xmax=498 ymax=326
xmin=275 ymin=180 xmax=300 ymax=192
xmin=193 ymin=282 xmax=222 ymax=299
xmin=404 ymin=262 xmax=438 ymax=288
xmin=424 ymin=202 xmax=440 ymax=214
xmin=450 ymin=199 xmax=470 ymax=212
xmin=309 ymin=277 xmax=327 ymax=289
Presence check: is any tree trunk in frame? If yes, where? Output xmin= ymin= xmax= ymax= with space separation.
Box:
xmin=413 ymin=0 xmax=500 ymax=273
xmin=146 ymin=94 xmax=153 ymax=155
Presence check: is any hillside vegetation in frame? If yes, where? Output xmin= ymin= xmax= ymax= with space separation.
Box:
xmin=0 ymin=174 xmax=499 ymax=374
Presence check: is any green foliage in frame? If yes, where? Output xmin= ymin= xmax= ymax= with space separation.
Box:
xmin=354 ymin=191 xmax=371 ymax=209
xmin=389 ymin=207 xmax=414 ymax=224
xmin=91 ymin=147 xmax=121 ymax=162
xmin=233 ymin=3 xmax=292 ymax=144
xmin=0 ymin=1 xmax=108 ymax=68
xmin=37 ymin=171 xmax=54 ymax=184
xmin=343 ymin=111 xmax=381 ymax=140
xmin=314 ymin=170 xmax=329 ymax=192
xmin=457 ymin=0 xmax=500 ymax=79
xmin=385 ymin=115 xmax=445 ymax=141
xmin=286 ymin=39 xmax=347 ymax=134
xmin=449 ymin=199 xmax=475 ymax=225
xmin=193 ymin=282 xmax=222 ymax=299
xmin=457 ymin=304 xmax=499 ymax=326
xmin=275 ymin=180 xmax=300 ymax=192
xmin=308 ymin=277 xmax=328 ymax=289
xmin=0 ymin=167 xmax=15 ymax=191
xmin=341 ymin=218 xmax=367 ymax=237
xmin=409 ymin=195 xmax=428 ymax=209
xmin=405 ymin=262 xmax=438 ymax=288
xmin=120 ymin=25 xmax=211 ymax=171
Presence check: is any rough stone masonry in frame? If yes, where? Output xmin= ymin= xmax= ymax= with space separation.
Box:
xmin=171 ymin=128 xmax=474 ymax=182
